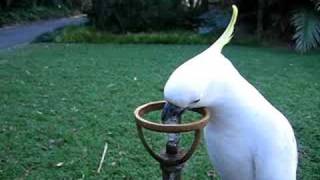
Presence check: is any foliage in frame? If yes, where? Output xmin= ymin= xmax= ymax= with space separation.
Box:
xmin=34 ymin=26 xmax=268 ymax=46
xmin=0 ymin=0 xmax=90 ymax=26
xmin=34 ymin=26 xmax=215 ymax=44
xmin=291 ymin=8 xmax=320 ymax=53
xmin=235 ymin=0 xmax=320 ymax=53
xmin=0 ymin=0 xmax=61 ymax=9
xmin=90 ymin=0 xmax=205 ymax=33
xmin=312 ymin=0 xmax=320 ymax=11
xmin=0 ymin=6 xmax=72 ymax=27
xmin=0 ymin=44 xmax=320 ymax=179
xmin=87 ymin=0 xmax=320 ymax=52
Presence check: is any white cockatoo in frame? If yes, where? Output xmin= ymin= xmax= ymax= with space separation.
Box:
xmin=161 ymin=5 xmax=298 ymax=180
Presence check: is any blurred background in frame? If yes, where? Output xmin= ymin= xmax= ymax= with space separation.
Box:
xmin=1 ymin=0 xmax=320 ymax=52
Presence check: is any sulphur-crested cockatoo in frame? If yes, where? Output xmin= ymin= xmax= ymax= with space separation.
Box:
xmin=161 ymin=5 xmax=297 ymax=180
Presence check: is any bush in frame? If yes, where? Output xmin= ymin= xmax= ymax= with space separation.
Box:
xmin=34 ymin=25 xmax=270 ymax=47
xmin=34 ymin=26 xmax=213 ymax=44
xmin=89 ymin=0 xmax=205 ymax=33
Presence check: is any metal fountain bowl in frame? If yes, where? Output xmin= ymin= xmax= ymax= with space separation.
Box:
xmin=134 ymin=100 xmax=210 ymax=133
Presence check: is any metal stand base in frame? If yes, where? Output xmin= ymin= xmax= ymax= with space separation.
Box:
xmin=161 ymin=163 xmax=184 ymax=180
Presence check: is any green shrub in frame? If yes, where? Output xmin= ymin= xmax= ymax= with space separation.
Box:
xmin=40 ymin=26 xmax=214 ymax=44
xmin=35 ymin=26 xmax=269 ymax=47
xmin=89 ymin=0 xmax=205 ymax=33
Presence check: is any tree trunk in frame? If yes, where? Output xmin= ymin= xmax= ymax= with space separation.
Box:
xmin=256 ymin=0 xmax=264 ymax=39
xmin=5 ymin=0 xmax=14 ymax=8
xmin=202 ymin=0 xmax=209 ymax=11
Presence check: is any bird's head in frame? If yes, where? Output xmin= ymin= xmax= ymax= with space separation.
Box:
xmin=162 ymin=53 xmax=222 ymax=121
xmin=162 ymin=5 xmax=238 ymax=121
xmin=163 ymin=56 xmax=212 ymax=108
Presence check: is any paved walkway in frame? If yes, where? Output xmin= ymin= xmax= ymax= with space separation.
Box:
xmin=0 ymin=15 xmax=88 ymax=49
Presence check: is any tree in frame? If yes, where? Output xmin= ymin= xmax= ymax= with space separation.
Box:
xmin=256 ymin=0 xmax=264 ymax=39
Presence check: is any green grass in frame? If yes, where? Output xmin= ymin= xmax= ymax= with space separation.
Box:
xmin=0 ymin=43 xmax=319 ymax=179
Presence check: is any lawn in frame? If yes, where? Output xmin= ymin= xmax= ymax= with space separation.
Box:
xmin=0 ymin=43 xmax=319 ymax=179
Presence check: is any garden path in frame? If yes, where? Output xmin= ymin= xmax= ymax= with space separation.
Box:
xmin=0 ymin=14 xmax=87 ymax=49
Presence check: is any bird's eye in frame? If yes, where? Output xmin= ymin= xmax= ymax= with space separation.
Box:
xmin=191 ymin=99 xmax=200 ymax=104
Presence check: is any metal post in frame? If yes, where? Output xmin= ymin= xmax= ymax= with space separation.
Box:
xmin=161 ymin=163 xmax=183 ymax=180
xmin=160 ymin=142 xmax=184 ymax=180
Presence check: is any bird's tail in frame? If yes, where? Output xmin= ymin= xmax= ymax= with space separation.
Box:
xmin=211 ymin=5 xmax=238 ymax=52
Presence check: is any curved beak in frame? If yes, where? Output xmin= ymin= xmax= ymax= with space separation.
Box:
xmin=161 ymin=101 xmax=186 ymax=153
xmin=161 ymin=101 xmax=185 ymax=124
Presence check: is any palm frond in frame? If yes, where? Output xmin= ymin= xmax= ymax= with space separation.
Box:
xmin=291 ymin=8 xmax=320 ymax=53
xmin=317 ymin=1 xmax=320 ymax=11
